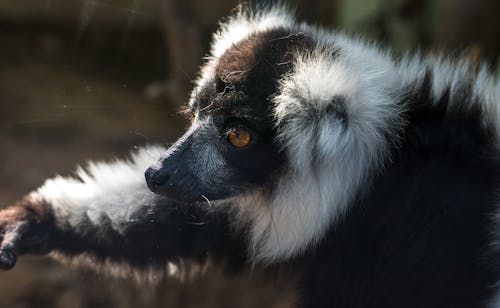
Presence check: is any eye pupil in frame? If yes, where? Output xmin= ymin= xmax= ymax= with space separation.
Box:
xmin=228 ymin=128 xmax=251 ymax=148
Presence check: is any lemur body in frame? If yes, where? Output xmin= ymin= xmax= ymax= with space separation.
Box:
xmin=1 ymin=5 xmax=500 ymax=308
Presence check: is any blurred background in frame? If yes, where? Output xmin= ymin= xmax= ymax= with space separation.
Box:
xmin=0 ymin=0 xmax=499 ymax=307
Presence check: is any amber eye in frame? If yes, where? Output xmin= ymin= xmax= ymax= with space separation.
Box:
xmin=228 ymin=127 xmax=252 ymax=148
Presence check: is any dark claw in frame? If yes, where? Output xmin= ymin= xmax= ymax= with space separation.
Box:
xmin=0 ymin=248 xmax=17 ymax=270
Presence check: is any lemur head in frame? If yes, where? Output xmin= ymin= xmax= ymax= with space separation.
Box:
xmin=145 ymin=27 xmax=311 ymax=203
xmin=146 ymin=5 xmax=403 ymax=261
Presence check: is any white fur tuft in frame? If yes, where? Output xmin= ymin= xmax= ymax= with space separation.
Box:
xmin=34 ymin=146 xmax=165 ymax=233
xmin=210 ymin=4 xmax=295 ymax=59
xmin=238 ymin=31 xmax=405 ymax=262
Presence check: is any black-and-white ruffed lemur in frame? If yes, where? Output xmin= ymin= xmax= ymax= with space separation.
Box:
xmin=1 ymin=4 xmax=500 ymax=308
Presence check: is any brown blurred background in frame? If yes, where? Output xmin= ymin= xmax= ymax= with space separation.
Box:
xmin=0 ymin=0 xmax=499 ymax=307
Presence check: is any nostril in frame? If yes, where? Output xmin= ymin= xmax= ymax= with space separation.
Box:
xmin=151 ymin=179 xmax=162 ymax=190
xmin=145 ymin=167 xmax=169 ymax=192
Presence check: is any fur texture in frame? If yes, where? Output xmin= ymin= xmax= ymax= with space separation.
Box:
xmin=1 ymin=4 xmax=500 ymax=308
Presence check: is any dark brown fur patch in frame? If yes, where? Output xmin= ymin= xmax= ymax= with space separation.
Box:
xmin=0 ymin=195 xmax=54 ymax=255
xmin=188 ymin=28 xmax=316 ymax=141
xmin=215 ymin=28 xmax=313 ymax=93
xmin=5 ymin=195 xmax=53 ymax=223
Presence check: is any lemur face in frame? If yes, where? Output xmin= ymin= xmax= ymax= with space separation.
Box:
xmin=145 ymin=29 xmax=311 ymax=203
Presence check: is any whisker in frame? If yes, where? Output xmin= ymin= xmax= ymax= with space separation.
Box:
xmin=201 ymin=195 xmax=213 ymax=208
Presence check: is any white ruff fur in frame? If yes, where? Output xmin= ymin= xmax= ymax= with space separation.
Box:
xmin=238 ymin=34 xmax=404 ymax=262
xmin=210 ymin=4 xmax=294 ymax=59
xmin=34 ymin=146 xmax=165 ymax=233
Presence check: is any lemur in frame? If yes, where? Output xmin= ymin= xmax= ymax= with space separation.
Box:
xmin=1 ymin=4 xmax=500 ymax=308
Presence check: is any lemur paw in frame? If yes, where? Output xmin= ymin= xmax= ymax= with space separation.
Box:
xmin=0 ymin=197 xmax=51 ymax=270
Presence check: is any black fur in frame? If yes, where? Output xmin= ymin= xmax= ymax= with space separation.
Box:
xmin=49 ymin=199 xmax=248 ymax=270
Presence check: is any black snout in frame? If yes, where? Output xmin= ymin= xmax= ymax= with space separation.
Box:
xmin=145 ymin=165 xmax=199 ymax=202
xmin=145 ymin=167 xmax=170 ymax=194
xmin=144 ymin=132 xmax=206 ymax=202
